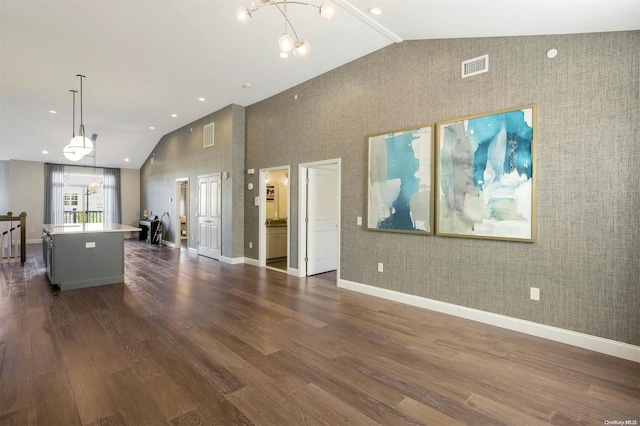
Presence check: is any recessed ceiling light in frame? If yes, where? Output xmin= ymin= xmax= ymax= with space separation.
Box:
xmin=49 ymin=110 xmax=57 ymax=114
xmin=171 ymin=114 xmax=177 ymax=118
xmin=42 ymin=150 xmax=49 ymax=154
xmin=242 ymin=83 xmax=252 ymax=89
xmin=124 ymin=158 xmax=130 ymax=162
xmin=198 ymin=97 xmax=205 ymax=102
xmin=369 ymin=7 xmax=382 ymax=15
xmin=149 ymin=126 xmax=155 ymax=130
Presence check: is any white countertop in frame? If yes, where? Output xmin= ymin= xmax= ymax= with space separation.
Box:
xmin=43 ymin=223 xmax=142 ymax=235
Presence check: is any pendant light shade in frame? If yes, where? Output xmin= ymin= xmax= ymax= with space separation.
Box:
xmin=278 ymin=33 xmax=294 ymax=52
xmin=319 ymin=2 xmax=336 ymax=19
xmin=69 ymin=135 xmax=94 ymax=155
xmin=236 ymin=6 xmax=251 ymax=23
xmin=293 ymin=39 xmax=311 ymax=59
xmin=63 ymin=144 xmax=85 ymax=161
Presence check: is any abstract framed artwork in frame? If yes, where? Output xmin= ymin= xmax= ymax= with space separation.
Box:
xmin=367 ymin=124 xmax=434 ymax=234
xmin=436 ymin=105 xmax=536 ymax=242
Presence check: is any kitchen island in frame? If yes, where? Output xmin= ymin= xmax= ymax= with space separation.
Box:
xmin=43 ymin=223 xmax=140 ymax=291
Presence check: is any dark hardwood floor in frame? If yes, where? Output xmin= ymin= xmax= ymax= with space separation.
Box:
xmin=1 ymin=241 xmax=638 ymax=425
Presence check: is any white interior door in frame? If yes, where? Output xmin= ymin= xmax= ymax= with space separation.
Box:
xmin=197 ymin=174 xmax=221 ymax=259
xmin=307 ymin=166 xmax=338 ymax=275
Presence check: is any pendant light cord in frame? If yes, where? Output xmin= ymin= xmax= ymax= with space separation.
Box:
xmin=70 ymin=90 xmax=77 ymax=138
xmin=77 ymin=74 xmax=86 ymax=140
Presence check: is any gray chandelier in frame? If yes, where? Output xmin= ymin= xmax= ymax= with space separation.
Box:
xmin=236 ymin=0 xmax=336 ymax=59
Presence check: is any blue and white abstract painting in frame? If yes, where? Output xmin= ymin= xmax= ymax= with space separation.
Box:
xmin=436 ymin=105 xmax=536 ymax=241
xmin=367 ymin=125 xmax=434 ymax=234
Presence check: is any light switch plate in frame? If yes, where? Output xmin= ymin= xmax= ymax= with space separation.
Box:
xmin=86 ymin=242 xmax=96 ymax=248
xmin=530 ymin=287 xmax=540 ymax=301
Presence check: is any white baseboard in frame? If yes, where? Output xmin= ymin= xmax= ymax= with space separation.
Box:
xmin=162 ymin=240 xmax=176 ymax=248
xmin=243 ymin=257 xmax=260 ymax=267
xmin=288 ymin=267 xmax=299 ymax=276
xmin=338 ymin=279 xmax=640 ymax=363
xmin=220 ymin=256 xmax=244 ymax=265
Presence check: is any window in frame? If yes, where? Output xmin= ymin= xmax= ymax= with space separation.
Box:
xmin=64 ymin=193 xmax=78 ymax=207
xmin=63 ymin=166 xmax=104 ymax=224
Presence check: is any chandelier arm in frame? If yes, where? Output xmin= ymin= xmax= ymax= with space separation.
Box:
xmin=272 ymin=1 xmax=320 ymax=10
xmin=273 ymin=2 xmax=301 ymax=41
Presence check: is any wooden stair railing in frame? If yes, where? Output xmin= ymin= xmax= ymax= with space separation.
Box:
xmin=1 ymin=211 xmax=27 ymax=264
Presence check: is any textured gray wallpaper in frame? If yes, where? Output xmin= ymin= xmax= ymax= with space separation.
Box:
xmin=243 ymin=32 xmax=639 ymax=345
xmin=140 ymin=104 xmax=245 ymax=258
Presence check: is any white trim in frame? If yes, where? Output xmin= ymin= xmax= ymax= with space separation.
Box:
xmin=220 ymin=256 xmax=244 ymax=265
xmin=258 ymin=165 xmax=291 ymax=270
xmin=163 ymin=240 xmax=175 ymax=248
xmin=338 ymin=278 xmax=640 ymax=363
xmin=287 ymin=266 xmax=299 ymax=276
xmin=175 ymin=177 xmax=189 ymax=249
xmin=243 ymin=257 xmax=260 ymax=267
xmin=334 ymin=0 xmax=403 ymax=43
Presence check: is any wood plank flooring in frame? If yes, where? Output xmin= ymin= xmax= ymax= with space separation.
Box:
xmin=1 ymin=241 xmax=638 ymax=425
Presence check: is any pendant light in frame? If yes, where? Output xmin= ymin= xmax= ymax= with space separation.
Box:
xmin=63 ymin=74 xmax=93 ymax=161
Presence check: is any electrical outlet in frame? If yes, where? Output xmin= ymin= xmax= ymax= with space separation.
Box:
xmin=357 ymin=216 xmax=362 ymax=226
xmin=530 ymin=287 xmax=540 ymax=301
xmin=377 ymin=262 xmax=384 ymax=273
xmin=249 ymin=242 xmax=252 ymax=249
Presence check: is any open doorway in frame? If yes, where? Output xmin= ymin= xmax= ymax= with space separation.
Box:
xmin=298 ymin=159 xmax=341 ymax=282
xmin=259 ymin=166 xmax=290 ymax=273
xmin=175 ymin=178 xmax=189 ymax=250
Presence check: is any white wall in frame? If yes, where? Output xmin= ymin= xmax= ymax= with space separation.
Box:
xmin=121 ymin=168 xmax=140 ymax=227
xmin=0 ymin=160 xmax=9 ymax=214
xmin=9 ymin=160 xmax=44 ymax=242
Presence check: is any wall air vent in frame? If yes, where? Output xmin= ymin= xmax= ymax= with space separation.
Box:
xmin=462 ymin=54 xmax=489 ymax=78
xmin=203 ymin=122 xmax=215 ymax=148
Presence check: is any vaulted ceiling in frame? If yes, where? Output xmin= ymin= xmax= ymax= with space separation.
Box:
xmin=1 ymin=0 xmax=638 ymax=168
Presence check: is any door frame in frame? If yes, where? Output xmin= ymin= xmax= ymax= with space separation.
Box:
xmin=298 ymin=158 xmax=341 ymax=279
xmin=258 ymin=165 xmax=290 ymax=270
xmin=174 ymin=177 xmax=189 ymax=249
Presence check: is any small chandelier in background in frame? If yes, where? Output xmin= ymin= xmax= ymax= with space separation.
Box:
xmin=236 ymin=0 xmax=336 ymax=59
xmin=63 ymin=74 xmax=93 ymax=161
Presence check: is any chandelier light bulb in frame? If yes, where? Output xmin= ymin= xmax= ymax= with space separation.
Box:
xmin=293 ymin=39 xmax=311 ymax=59
xmin=236 ymin=6 xmax=252 ymax=23
xmin=278 ymin=33 xmax=294 ymax=52
xmin=320 ymin=2 xmax=336 ymax=19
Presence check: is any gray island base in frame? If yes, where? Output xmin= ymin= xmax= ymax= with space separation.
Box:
xmin=43 ymin=223 xmax=141 ymax=291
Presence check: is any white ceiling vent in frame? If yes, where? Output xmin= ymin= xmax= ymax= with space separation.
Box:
xmin=462 ymin=54 xmax=489 ymax=78
xmin=203 ymin=122 xmax=214 ymax=148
